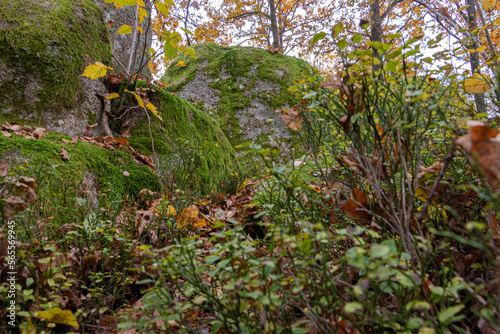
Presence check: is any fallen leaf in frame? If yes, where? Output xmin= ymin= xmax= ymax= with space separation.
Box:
xmin=455 ymin=121 xmax=500 ymax=189
xmin=60 ymin=149 xmax=70 ymax=160
xmin=176 ymin=205 xmax=199 ymax=228
xmin=0 ymin=162 xmax=8 ymax=177
xmin=340 ymin=189 xmax=371 ymax=221
xmin=32 ymin=127 xmax=48 ymax=139
xmin=276 ymin=106 xmax=303 ymax=130
xmin=36 ymin=307 xmax=79 ymax=328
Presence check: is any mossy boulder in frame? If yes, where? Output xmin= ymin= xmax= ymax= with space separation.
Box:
xmin=0 ymin=131 xmax=161 ymax=205
xmin=125 ymin=83 xmax=237 ymax=194
xmin=0 ymin=0 xmax=112 ymax=137
xmin=160 ymin=43 xmax=309 ymax=163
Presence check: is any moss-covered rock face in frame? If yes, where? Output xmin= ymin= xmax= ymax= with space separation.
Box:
xmin=0 ymin=0 xmax=112 ymax=136
xmin=127 ymin=83 xmax=237 ymax=194
xmin=160 ymin=43 xmax=309 ymax=163
xmin=0 ymin=131 xmax=161 ymax=201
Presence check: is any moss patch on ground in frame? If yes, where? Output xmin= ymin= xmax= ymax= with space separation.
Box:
xmin=160 ymin=43 xmax=309 ymax=163
xmin=127 ymin=82 xmax=237 ymax=194
xmin=0 ymin=0 xmax=111 ymax=121
xmin=0 ymin=131 xmax=160 ymax=197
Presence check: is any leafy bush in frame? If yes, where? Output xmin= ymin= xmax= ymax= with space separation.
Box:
xmin=123 ymin=36 xmax=500 ymax=333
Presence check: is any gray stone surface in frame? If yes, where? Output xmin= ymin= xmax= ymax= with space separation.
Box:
xmin=89 ymin=0 xmax=153 ymax=77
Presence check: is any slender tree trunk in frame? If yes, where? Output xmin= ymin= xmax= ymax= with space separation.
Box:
xmin=370 ymin=0 xmax=383 ymax=71
xmin=268 ymin=0 xmax=280 ymax=51
xmin=466 ymin=0 xmax=487 ymax=114
xmin=127 ymin=4 xmax=139 ymax=75
xmin=184 ymin=0 xmax=192 ymax=46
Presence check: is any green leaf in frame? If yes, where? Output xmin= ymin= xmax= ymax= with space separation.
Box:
xmin=385 ymin=49 xmax=402 ymax=60
xmin=337 ymin=38 xmax=348 ymax=50
xmin=371 ymin=244 xmax=390 ymax=258
xmin=116 ymin=0 xmax=136 ymax=5
xmin=438 ymin=305 xmax=464 ymax=323
xmin=292 ymin=328 xmax=309 ymax=334
xmin=303 ymin=91 xmax=317 ymax=99
xmin=26 ymin=277 xmax=34 ymax=287
xmin=180 ymin=27 xmax=194 ymax=36
xmin=116 ymin=24 xmax=132 ymax=35
xmin=164 ymin=0 xmax=175 ymax=5
xmin=155 ymin=2 xmax=169 ymax=15
xmin=311 ymin=31 xmax=327 ymax=45
xmin=185 ymin=46 xmax=197 ymax=58
xmin=352 ymin=33 xmax=362 ymax=44
xmin=344 ymin=302 xmax=363 ymax=313
xmin=405 ymin=300 xmax=430 ymax=311
xmin=332 ymin=22 xmax=344 ymax=38
xmin=273 ymin=166 xmax=286 ymax=174
xmin=164 ymin=42 xmax=178 ymax=60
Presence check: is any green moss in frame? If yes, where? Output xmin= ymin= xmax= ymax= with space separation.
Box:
xmin=160 ymin=43 xmax=308 ymax=161
xmin=0 ymin=131 xmax=160 ymax=196
xmin=0 ymin=0 xmax=112 ymax=121
xmin=127 ymin=83 xmax=237 ymax=194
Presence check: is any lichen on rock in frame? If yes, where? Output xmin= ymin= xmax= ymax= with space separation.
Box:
xmin=0 ymin=0 xmax=112 ymax=136
xmin=160 ymin=43 xmax=309 ymax=163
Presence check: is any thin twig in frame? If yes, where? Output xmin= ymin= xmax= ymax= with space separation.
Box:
xmin=142 ymin=107 xmax=159 ymax=168
xmin=418 ymin=142 xmax=456 ymax=220
xmin=112 ymin=54 xmax=129 ymax=76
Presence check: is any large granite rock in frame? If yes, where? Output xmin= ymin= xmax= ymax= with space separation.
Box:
xmin=160 ymin=43 xmax=309 ymax=161
xmin=0 ymin=0 xmax=112 ymax=136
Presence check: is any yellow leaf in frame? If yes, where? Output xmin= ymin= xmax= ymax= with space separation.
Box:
xmin=117 ymin=24 xmax=132 ymax=34
xmin=37 ymin=307 xmax=79 ymax=328
xmin=114 ymin=2 xmax=123 ymax=9
xmin=138 ymin=7 xmax=147 ymax=24
xmin=137 ymin=26 xmax=143 ymax=34
xmin=176 ymin=205 xmax=199 ymax=228
xmin=146 ymin=103 xmax=163 ymax=120
xmin=167 ymin=205 xmax=176 ymax=216
xmin=82 ymin=62 xmax=113 ymax=79
xmin=137 ymin=0 xmax=145 ymax=5
xmin=176 ymin=61 xmax=187 ymax=67
xmin=148 ymin=60 xmax=159 ymax=74
xmin=125 ymin=89 xmax=145 ymax=108
xmin=106 ymin=92 xmax=120 ymax=99
xmin=464 ymin=75 xmax=491 ymax=93
xmin=309 ymin=184 xmax=321 ymax=193
xmin=482 ymin=0 xmax=495 ymax=10
xmin=155 ymin=3 xmax=169 ymax=16
xmin=193 ymin=218 xmax=208 ymax=228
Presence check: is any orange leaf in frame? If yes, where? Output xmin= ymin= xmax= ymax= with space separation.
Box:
xmin=176 ymin=205 xmax=199 ymax=228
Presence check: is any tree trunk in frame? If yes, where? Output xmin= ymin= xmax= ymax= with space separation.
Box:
xmin=370 ymin=0 xmax=383 ymax=71
xmin=466 ymin=0 xmax=487 ymax=114
xmin=268 ymin=0 xmax=280 ymax=51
